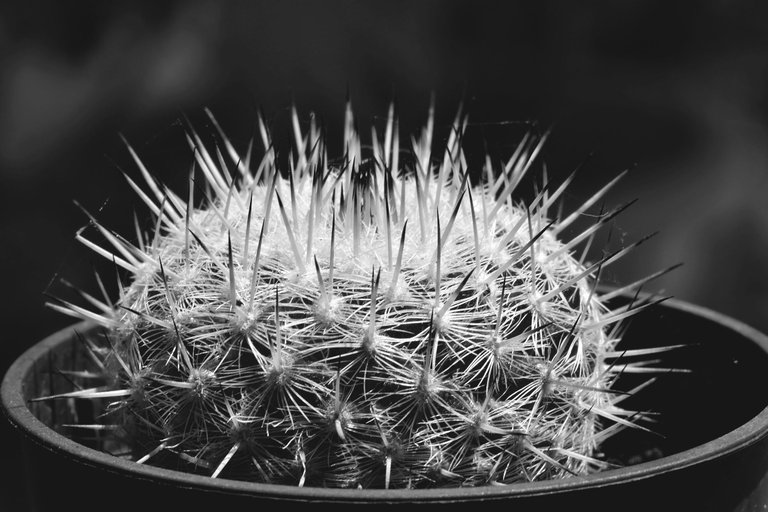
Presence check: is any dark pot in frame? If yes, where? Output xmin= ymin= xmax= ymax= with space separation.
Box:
xmin=3 ymin=297 xmax=768 ymax=512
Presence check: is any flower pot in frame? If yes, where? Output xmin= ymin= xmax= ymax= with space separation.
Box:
xmin=3 ymin=296 xmax=768 ymax=512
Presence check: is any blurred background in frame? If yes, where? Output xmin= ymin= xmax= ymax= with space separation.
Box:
xmin=2 ymin=0 xmax=768 ymax=508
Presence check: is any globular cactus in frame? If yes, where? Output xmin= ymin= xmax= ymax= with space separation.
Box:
xmin=46 ymin=102 xmax=670 ymax=489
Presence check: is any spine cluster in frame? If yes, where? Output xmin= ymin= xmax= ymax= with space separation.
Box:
xmin=47 ymin=102 xmax=663 ymax=489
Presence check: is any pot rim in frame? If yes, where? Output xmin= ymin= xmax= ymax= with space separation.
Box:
xmin=4 ymin=297 xmax=768 ymax=503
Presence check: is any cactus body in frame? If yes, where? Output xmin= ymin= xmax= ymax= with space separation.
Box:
xmin=49 ymin=103 xmax=661 ymax=489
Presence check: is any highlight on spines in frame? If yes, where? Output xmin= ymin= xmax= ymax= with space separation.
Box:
xmin=42 ymin=100 xmax=678 ymax=489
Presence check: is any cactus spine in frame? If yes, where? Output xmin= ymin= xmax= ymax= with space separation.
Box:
xmin=46 ymin=102 xmax=666 ymax=489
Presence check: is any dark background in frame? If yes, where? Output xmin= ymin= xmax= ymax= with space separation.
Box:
xmin=3 ymin=1 xmax=768 ymax=509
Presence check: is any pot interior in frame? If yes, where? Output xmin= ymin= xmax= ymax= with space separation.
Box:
xmin=17 ymin=297 xmax=768 ymax=482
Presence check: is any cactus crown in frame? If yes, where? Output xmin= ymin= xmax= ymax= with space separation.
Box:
xmin=46 ymin=101 xmax=669 ymax=489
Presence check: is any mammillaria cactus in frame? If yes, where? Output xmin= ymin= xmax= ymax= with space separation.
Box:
xmin=45 ymin=101 xmax=671 ymax=489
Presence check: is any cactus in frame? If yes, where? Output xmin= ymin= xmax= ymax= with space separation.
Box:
xmin=44 ymin=101 xmax=672 ymax=489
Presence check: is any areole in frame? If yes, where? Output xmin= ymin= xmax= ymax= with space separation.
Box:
xmin=4 ymin=296 xmax=768 ymax=511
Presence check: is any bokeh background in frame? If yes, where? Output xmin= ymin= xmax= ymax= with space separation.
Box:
xmin=3 ymin=0 xmax=768 ymax=508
